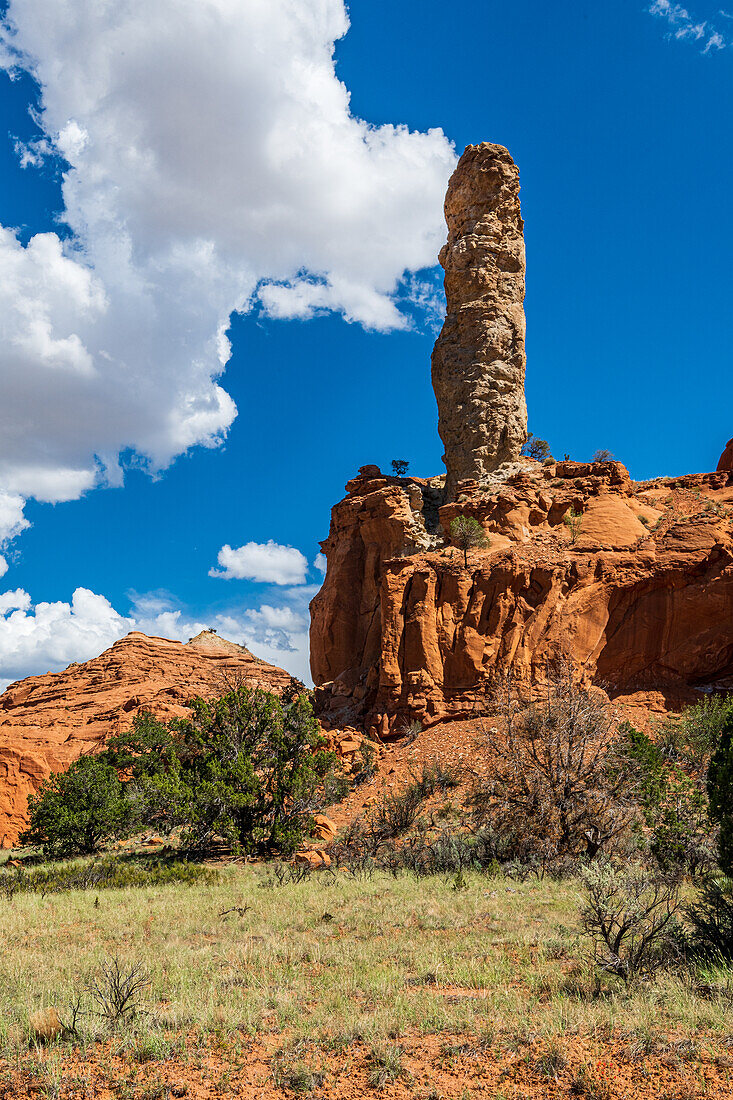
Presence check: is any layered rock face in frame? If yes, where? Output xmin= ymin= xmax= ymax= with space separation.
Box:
xmin=312 ymin=147 xmax=733 ymax=732
xmin=718 ymin=439 xmax=733 ymax=472
xmin=431 ymin=142 xmax=528 ymax=501
xmin=0 ymin=630 xmax=292 ymax=846
xmin=310 ymin=461 xmax=733 ymax=734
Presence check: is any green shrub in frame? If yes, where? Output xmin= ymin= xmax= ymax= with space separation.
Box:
xmin=22 ymin=683 xmax=337 ymax=861
xmin=685 ymin=877 xmax=733 ymax=962
xmin=621 ymin=723 xmax=714 ymax=875
xmin=679 ymin=694 xmax=733 ymax=770
xmin=114 ymin=683 xmax=337 ymax=856
xmin=563 ymin=506 xmax=583 ymax=544
xmin=20 ymin=755 xmax=131 ymax=858
xmin=370 ymin=782 xmax=427 ymax=839
xmin=580 ymin=859 xmax=681 ymax=984
xmin=0 ymin=856 xmax=216 ymax=896
xmin=707 ymin=709 xmax=733 ymax=876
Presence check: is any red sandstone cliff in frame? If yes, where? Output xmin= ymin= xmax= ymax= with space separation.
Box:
xmin=0 ymin=630 xmax=292 ymax=846
xmin=310 ymin=461 xmax=733 ymax=735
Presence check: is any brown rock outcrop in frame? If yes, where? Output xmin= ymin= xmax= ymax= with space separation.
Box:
xmin=0 ymin=630 xmax=292 ymax=846
xmin=431 ymin=142 xmax=528 ymax=501
xmin=311 ymin=462 xmax=733 ymax=733
xmin=718 ymin=439 xmax=733 ymax=472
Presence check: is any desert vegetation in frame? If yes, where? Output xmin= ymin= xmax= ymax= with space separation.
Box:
xmin=5 ymin=674 xmax=733 ymax=1097
xmin=449 ymin=514 xmax=489 ymax=567
xmin=21 ymin=682 xmax=340 ymax=859
xmin=521 ymin=433 xmax=552 ymax=461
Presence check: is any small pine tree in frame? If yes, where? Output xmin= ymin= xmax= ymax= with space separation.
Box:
xmin=391 ymin=459 xmax=409 ymax=477
xmin=522 ymin=433 xmax=551 ymax=462
xmin=449 ymin=514 xmax=488 ymax=568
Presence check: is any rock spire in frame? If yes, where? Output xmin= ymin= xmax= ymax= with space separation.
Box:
xmin=431 ymin=142 xmax=528 ymax=500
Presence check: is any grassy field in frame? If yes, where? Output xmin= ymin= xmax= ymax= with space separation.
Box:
xmin=1 ymin=862 xmax=733 ymax=1097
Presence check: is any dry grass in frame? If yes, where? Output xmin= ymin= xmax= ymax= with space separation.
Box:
xmin=0 ymin=861 xmax=731 ymax=1062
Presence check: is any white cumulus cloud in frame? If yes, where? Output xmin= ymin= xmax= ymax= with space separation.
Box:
xmin=313 ymin=552 xmax=327 ymax=574
xmin=210 ymin=541 xmax=309 ymax=585
xmin=0 ymin=587 xmax=130 ymax=688
xmin=0 ymin=584 xmax=314 ymax=691
xmin=0 ymin=0 xmax=455 ymax=543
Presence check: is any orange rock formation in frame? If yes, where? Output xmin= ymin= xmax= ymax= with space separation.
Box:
xmin=431 ymin=142 xmax=528 ymax=500
xmin=310 ymin=460 xmax=733 ymax=735
xmin=0 ymin=630 xmax=292 ymax=846
xmin=718 ymin=439 xmax=733 ymax=472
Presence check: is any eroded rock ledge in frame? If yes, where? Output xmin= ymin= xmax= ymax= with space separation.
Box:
xmin=310 ymin=460 xmax=733 ymax=736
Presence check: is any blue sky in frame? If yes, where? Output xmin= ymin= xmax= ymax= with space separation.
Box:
xmin=0 ymin=0 xmax=730 ymax=686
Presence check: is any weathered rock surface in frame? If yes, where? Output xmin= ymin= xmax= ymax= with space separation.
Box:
xmin=431 ymin=142 xmax=528 ymax=501
xmin=311 ymin=461 xmax=733 ymax=734
xmin=718 ymin=439 xmax=733 ymax=472
xmin=0 ymin=630 xmax=292 ymax=846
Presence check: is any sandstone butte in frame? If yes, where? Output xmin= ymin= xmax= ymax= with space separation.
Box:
xmin=0 ymin=630 xmax=293 ymax=847
xmin=310 ymin=457 xmax=733 ymax=737
xmin=311 ymin=143 xmax=733 ymax=735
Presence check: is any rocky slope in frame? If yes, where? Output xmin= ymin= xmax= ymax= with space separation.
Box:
xmin=431 ymin=142 xmax=527 ymax=500
xmin=0 ymin=630 xmax=292 ymax=846
xmin=311 ymin=459 xmax=733 ymax=736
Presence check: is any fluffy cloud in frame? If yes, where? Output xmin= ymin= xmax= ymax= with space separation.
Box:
xmin=0 ymin=587 xmax=131 ymax=689
xmin=0 ymin=583 xmax=314 ymax=691
xmin=0 ymin=490 xmax=29 ymax=576
xmin=649 ymin=1 xmax=727 ymax=51
xmin=0 ymin=491 xmax=29 ymax=543
xmin=313 ymin=552 xmax=327 ymax=574
xmin=0 ymin=0 xmax=455 ymax=529
xmin=210 ymin=541 xmax=309 ymax=585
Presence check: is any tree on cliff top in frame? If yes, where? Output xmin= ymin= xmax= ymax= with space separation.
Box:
xmin=449 ymin=514 xmax=488 ymax=568
xmin=522 ymin=433 xmax=551 ymax=462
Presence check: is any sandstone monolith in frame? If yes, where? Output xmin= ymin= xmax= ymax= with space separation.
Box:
xmin=431 ymin=142 xmax=527 ymax=500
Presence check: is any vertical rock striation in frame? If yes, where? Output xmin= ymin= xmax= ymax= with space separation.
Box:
xmin=432 ymin=142 xmax=528 ymax=500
